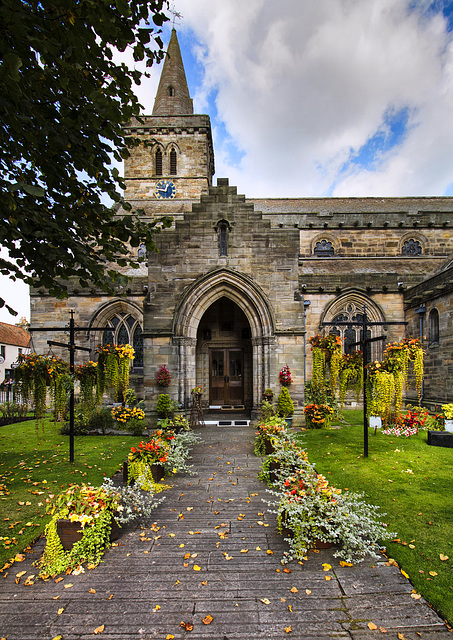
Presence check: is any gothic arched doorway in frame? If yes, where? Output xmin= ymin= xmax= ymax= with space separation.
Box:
xmin=197 ymin=297 xmax=252 ymax=408
xmin=171 ymin=268 xmax=275 ymax=412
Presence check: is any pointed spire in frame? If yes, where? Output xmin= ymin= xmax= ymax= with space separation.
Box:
xmin=152 ymin=29 xmax=193 ymax=116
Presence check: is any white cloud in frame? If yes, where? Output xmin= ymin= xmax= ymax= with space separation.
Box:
xmin=171 ymin=0 xmax=453 ymax=197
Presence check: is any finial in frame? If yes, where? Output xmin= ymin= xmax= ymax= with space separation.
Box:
xmin=169 ymin=2 xmax=183 ymax=27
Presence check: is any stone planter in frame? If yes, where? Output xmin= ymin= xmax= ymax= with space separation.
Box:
xmin=56 ymin=517 xmax=120 ymax=551
xmin=427 ymin=430 xmax=453 ymax=448
xmin=285 ymin=417 xmax=293 ymax=428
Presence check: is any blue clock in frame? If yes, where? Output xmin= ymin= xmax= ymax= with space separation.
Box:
xmin=154 ymin=180 xmax=176 ymax=199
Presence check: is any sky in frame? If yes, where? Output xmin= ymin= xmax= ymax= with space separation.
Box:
xmin=2 ymin=0 xmax=453 ymax=324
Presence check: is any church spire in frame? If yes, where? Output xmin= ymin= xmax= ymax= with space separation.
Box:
xmin=152 ymin=28 xmax=193 ymax=116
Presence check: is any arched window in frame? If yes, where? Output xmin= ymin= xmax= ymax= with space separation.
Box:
xmin=102 ymin=312 xmax=143 ymax=368
xmin=169 ymin=148 xmax=177 ymax=175
xmin=216 ymin=220 xmax=230 ymax=256
xmin=429 ymin=308 xmax=439 ymax=345
xmin=155 ymin=149 xmax=163 ymax=176
xmin=314 ymin=239 xmax=334 ymax=256
xmin=326 ymin=301 xmax=383 ymax=362
xmin=168 ymin=85 xmax=174 ymax=97
xmin=402 ymin=239 xmax=422 ymax=255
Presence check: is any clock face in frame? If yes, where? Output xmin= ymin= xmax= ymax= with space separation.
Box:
xmin=154 ymin=180 xmax=176 ymax=200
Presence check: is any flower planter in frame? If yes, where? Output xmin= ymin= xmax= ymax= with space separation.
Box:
xmin=264 ymin=438 xmax=275 ymax=455
xmin=151 ymin=463 xmax=165 ymax=482
xmin=427 ymin=430 xmax=453 ymax=448
xmin=56 ymin=518 xmax=120 ymax=551
xmin=284 ymin=417 xmax=293 ymax=428
xmin=279 ymin=522 xmax=333 ymax=550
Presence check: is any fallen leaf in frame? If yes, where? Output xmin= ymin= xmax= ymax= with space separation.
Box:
xmin=379 ymin=627 xmax=387 ymax=633
xmin=15 ymin=571 xmax=26 ymax=578
xmin=397 ymin=634 xmax=407 ymax=640
xmin=260 ymin=598 xmax=270 ymax=605
xmin=193 ymin=565 xmax=201 ymax=571
xmin=368 ymin=622 xmax=378 ymax=630
xmin=186 ymin=507 xmax=193 ymax=511
xmin=153 ymin=605 xmax=161 ymax=612
xmin=283 ymin=567 xmax=291 ymax=573
xmin=93 ymin=625 xmax=105 ymax=634
xmin=290 ymin=587 xmax=298 ymax=593
xmin=409 ymin=544 xmax=415 ymax=549
xmin=305 ymin=589 xmax=312 ymax=595
xmin=240 ymin=549 xmax=248 ymax=553
xmin=174 ymin=580 xmax=180 ymax=586
xmin=339 ymin=561 xmax=354 ymax=567
xmin=429 ymin=571 xmax=438 ymax=577
xmin=57 ymin=607 xmax=65 ymax=615
xmin=52 ymin=636 xmax=62 ymax=640
xmin=202 ymin=614 xmax=213 ymax=625
xmin=180 ymin=621 xmax=193 ymax=631
xmin=284 ymin=626 xmax=292 ymax=633
xmin=201 ymin=580 xmax=207 ymax=585
xmin=14 ymin=554 xmax=25 ymax=562
xmin=166 ymin=635 xmax=175 ymax=639
xmin=400 ymin=570 xmax=409 ymax=579
xmin=411 ymin=594 xmax=422 ymax=600
xmin=325 ymin=575 xmax=332 ymax=581
xmin=267 ymin=550 xmax=274 ymax=555
xmin=440 ymin=554 xmax=449 ymax=561
xmin=64 ymin=583 xmax=73 ymax=589
xmin=288 ymin=605 xmax=293 ymax=612
xmin=322 ymin=563 xmax=332 ymax=571
xmin=89 ymin=588 xmax=96 ymax=594
xmin=255 ymin=546 xmax=262 ymax=551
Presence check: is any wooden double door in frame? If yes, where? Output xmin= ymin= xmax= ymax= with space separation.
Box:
xmin=209 ymin=349 xmax=243 ymax=406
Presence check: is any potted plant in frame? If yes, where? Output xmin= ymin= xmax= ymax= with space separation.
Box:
xmin=279 ymin=366 xmax=293 ymax=387
xmin=156 ymin=364 xmax=171 ymax=387
xmin=156 ymin=393 xmax=175 ymax=418
xmin=442 ymin=404 xmax=453 ymax=432
xmin=276 ymin=387 xmax=294 ymax=426
xmin=127 ymin=437 xmax=172 ymax=491
xmin=111 ymin=405 xmax=146 ymax=435
xmin=303 ymin=403 xmax=334 ymax=429
xmin=36 ymin=480 xmax=162 ymax=578
xmin=254 ymin=416 xmax=288 ymax=456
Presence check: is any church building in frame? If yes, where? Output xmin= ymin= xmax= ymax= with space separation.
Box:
xmin=30 ymin=29 xmax=453 ymax=422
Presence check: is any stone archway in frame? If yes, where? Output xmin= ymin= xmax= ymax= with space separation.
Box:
xmin=172 ymin=268 xmax=276 ymax=411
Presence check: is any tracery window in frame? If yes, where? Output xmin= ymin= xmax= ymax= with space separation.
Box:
xmin=314 ymin=239 xmax=334 ymax=256
xmin=402 ymin=239 xmax=422 ymax=255
xmin=102 ymin=312 xmax=143 ymax=367
xmin=328 ymin=303 xmax=383 ymax=362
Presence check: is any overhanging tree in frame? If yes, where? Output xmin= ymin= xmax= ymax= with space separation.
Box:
xmin=0 ymin=0 xmax=172 ymax=315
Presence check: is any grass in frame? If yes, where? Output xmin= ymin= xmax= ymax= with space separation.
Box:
xmin=0 ymin=417 xmax=139 ymax=570
xmin=296 ymin=410 xmax=453 ymax=627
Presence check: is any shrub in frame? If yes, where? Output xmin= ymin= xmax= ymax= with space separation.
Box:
xmin=156 ymin=393 xmax=176 ymax=418
xmin=276 ymin=387 xmax=294 ymax=418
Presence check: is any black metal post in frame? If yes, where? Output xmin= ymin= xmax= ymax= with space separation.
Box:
xmin=69 ymin=312 xmax=75 ymax=463
xmin=361 ymin=309 xmax=369 ymax=458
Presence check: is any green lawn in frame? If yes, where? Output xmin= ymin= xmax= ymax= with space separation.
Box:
xmin=296 ymin=410 xmax=453 ymax=627
xmin=0 ymin=417 xmax=137 ymax=570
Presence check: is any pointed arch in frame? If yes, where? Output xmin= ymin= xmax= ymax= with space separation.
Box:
xmin=172 ymin=269 xmax=276 ymax=408
xmin=173 ymin=268 xmax=275 ymax=340
xmin=88 ymin=299 xmax=144 ymax=367
xmin=321 ymin=291 xmax=386 ymax=362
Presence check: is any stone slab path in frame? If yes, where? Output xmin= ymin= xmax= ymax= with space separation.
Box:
xmin=0 ymin=423 xmax=451 ymax=640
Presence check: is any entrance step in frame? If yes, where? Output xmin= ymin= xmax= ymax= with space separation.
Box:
xmin=204 ymin=419 xmax=250 ymax=427
xmin=209 ymin=405 xmax=246 ymax=411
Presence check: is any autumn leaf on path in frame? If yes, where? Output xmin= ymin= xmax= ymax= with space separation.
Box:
xmin=93 ymin=625 xmax=105 ymax=634
xmin=290 ymin=587 xmax=298 ymax=593
xmin=193 ymin=565 xmax=201 ymax=571
xmin=180 ymin=621 xmax=193 ymax=631
xmin=368 ymin=622 xmax=378 ymax=630
xmin=411 ymin=593 xmax=421 ymax=600
xmin=166 ymin=635 xmax=175 ymax=639
xmin=284 ymin=626 xmax=292 ymax=633
xmin=322 ymin=563 xmax=331 ymax=571
xmin=260 ymin=598 xmax=270 ymax=605
xmin=202 ymin=614 xmax=213 ymax=625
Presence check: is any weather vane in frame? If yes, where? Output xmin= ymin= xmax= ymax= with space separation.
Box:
xmin=169 ymin=2 xmax=182 ymax=27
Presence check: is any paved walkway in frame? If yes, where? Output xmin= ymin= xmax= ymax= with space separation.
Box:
xmin=0 ymin=423 xmax=451 ymax=640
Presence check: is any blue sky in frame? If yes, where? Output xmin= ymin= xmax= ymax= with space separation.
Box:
xmin=2 ymin=0 xmax=453 ymax=323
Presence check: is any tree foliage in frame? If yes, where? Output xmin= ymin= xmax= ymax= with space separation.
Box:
xmin=0 ymin=0 xmax=172 ymax=315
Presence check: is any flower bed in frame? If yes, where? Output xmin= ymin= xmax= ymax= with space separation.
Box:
xmin=256 ymin=417 xmax=395 ymax=564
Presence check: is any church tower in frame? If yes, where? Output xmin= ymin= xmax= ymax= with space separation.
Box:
xmin=123 ymin=29 xmax=215 ymax=209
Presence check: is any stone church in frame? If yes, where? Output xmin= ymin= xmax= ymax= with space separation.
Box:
xmin=31 ymin=29 xmax=453 ymax=422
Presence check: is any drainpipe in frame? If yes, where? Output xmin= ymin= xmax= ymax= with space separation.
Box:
xmin=414 ymin=304 xmax=426 ymax=403
xmin=303 ymin=299 xmax=311 ymax=384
